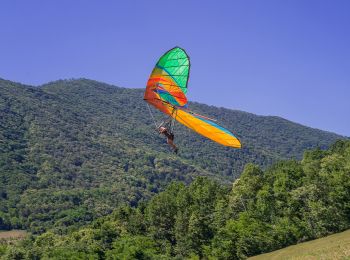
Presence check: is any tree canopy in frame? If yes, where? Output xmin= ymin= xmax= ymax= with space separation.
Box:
xmin=2 ymin=140 xmax=350 ymax=259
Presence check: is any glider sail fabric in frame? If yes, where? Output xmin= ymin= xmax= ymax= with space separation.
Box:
xmin=144 ymin=47 xmax=241 ymax=148
xmin=144 ymin=47 xmax=189 ymax=110
xmin=171 ymin=106 xmax=241 ymax=148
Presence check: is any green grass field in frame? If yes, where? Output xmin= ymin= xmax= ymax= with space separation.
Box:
xmin=0 ymin=230 xmax=27 ymax=241
xmin=249 ymin=229 xmax=350 ymax=260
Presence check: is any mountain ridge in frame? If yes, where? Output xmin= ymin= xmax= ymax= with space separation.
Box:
xmin=38 ymin=78 xmax=345 ymax=137
xmin=1 ymin=76 xmax=343 ymax=138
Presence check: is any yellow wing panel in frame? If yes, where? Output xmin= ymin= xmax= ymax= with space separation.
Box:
xmin=170 ymin=106 xmax=241 ymax=148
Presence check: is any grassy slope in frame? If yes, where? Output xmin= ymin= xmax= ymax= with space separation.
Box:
xmin=249 ymin=229 xmax=350 ymax=260
xmin=0 ymin=230 xmax=27 ymax=241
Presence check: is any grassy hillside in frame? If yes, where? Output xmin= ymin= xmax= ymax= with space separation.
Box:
xmin=0 ymin=230 xmax=27 ymax=241
xmin=249 ymin=229 xmax=350 ymax=259
xmin=0 ymin=78 xmax=345 ymax=233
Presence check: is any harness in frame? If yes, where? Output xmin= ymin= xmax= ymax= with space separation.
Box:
xmin=163 ymin=130 xmax=174 ymax=141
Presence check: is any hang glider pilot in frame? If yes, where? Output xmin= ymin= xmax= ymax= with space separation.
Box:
xmin=158 ymin=126 xmax=178 ymax=153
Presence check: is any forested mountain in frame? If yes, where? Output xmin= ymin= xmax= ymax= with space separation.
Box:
xmin=0 ymin=78 xmax=344 ymax=233
xmin=3 ymin=140 xmax=350 ymax=259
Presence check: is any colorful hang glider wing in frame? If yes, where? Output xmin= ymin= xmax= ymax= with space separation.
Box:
xmin=170 ymin=104 xmax=241 ymax=148
xmin=144 ymin=47 xmax=241 ymax=148
xmin=144 ymin=47 xmax=189 ymax=112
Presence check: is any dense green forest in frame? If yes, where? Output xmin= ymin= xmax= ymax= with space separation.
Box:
xmin=2 ymin=140 xmax=349 ymax=259
xmin=0 ymin=78 xmax=345 ymax=234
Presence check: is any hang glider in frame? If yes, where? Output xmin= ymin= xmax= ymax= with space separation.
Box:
xmin=144 ymin=47 xmax=241 ymax=148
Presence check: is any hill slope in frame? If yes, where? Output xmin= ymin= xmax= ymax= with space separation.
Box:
xmin=249 ymin=229 xmax=350 ymax=259
xmin=0 ymin=78 xmax=344 ymax=232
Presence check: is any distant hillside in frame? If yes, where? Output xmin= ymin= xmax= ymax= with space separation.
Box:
xmin=0 ymin=78 xmax=344 ymax=233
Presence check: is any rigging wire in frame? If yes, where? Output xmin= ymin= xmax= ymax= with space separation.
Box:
xmin=146 ymin=103 xmax=158 ymax=129
xmin=146 ymin=102 xmax=178 ymax=136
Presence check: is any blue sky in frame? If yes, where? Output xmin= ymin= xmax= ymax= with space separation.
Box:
xmin=1 ymin=0 xmax=349 ymax=136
